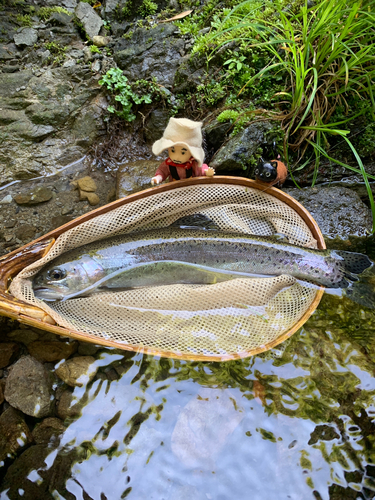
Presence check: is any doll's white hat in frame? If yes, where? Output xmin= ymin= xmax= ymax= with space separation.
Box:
xmin=152 ymin=117 xmax=205 ymax=168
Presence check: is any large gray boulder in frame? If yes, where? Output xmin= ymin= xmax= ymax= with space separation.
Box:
xmin=13 ymin=28 xmax=38 ymax=47
xmin=284 ymin=186 xmax=374 ymax=252
xmin=75 ymin=2 xmax=104 ymax=39
xmin=0 ymin=68 xmax=107 ymax=185
xmin=114 ymin=23 xmax=185 ymax=88
xmin=210 ymin=121 xmax=276 ymax=175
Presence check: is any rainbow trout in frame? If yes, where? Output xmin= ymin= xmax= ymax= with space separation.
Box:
xmin=33 ymin=226 xmax=372 ymax=301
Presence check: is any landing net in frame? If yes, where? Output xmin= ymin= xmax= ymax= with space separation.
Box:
xmin=10 ymin=183 xmax=321 ymax=359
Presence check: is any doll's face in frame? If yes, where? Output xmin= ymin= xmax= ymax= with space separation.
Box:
xmin=168 ymin=145 xmax=191 ymax=164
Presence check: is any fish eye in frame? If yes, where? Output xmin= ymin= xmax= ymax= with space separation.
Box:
xmin=47 ymin=268 xmax=66 ymax=281
xmin=255 ymin=169 xmax=259 ymax=175
xmin=266 ymin=172 xmax=271 ymax=177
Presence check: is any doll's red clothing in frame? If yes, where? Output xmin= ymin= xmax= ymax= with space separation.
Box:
xmin=154 ymin=157 xmax=210 ymax=182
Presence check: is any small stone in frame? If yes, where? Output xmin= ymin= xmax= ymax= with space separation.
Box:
xmin=93 ymin=36 xmax=109 ymax=47
xmin=77 ymin=176 xmax=97 ymax=192
xmin=91 ymin=59 xmax=101 ymax=73
xmin=4 ymin=356 xmax=53 ymax=417
xmin=83 ymin=46 xmax=94 ymax=62
xmin=61 ymin=205 xmax=74 ymax=215
xmin=0 ymin=407 xmax=33 ymax=462
xmin=27 ymin=341 xmax=78 ymax=363
xmin=79 ymin=190 xmax=100 ymax=206
xmin=63 ymin=59 xmax=76 ymax=68
xmin=32 ymin=417 xmax=66 ymax=445
xmin=14 ymin=224 xmax=36 ymax=242
xmin=0 ymin=195 xmax=12 ymax=204
xmin=4 ymin=220 xmax=16 ymax=228
xmin=55 ymin=356 xmax=98 ymax=387
xmin=14 ymin=187 xmax=53 ymax=206
xmin=4 ymin=235 xmax=13 ymax=242
xmin=75 ymin=2 xmax=104 ymax=39
xmin=0 ymin=342 xmax=19 ymax=369
xmin=51 ymin=215 xmax=73 ymax=229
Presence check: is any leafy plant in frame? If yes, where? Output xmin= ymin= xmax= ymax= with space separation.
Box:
xmin=99 ymin=67 xmax=152 ymax=122
xmin=90 ymin=44 xmax=101 ymax=53
xmin=44 ymin=41 xmax=67 ymax=65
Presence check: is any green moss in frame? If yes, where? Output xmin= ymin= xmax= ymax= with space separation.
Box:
xmin=16 ymin=13 xmax=32 ymax=26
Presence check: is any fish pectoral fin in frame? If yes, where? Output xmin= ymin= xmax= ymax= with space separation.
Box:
xmin=169 ymin=213 xmax=220 ymax=231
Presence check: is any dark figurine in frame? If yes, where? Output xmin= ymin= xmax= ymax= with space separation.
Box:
xmin=254 ymin=143 xmax=287 ymax=188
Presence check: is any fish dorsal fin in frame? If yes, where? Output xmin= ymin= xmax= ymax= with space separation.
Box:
xmin=169 ymin=213 xmax=220 ymax=231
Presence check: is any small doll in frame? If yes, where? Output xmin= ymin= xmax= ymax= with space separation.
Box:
xmin=151 ymin=117 xmax=215 ymax=185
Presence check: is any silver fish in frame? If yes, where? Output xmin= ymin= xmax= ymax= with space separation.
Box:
xmin=33 ymin=226 xmax=372 ymax=301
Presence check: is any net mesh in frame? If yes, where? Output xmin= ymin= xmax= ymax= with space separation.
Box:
xmin=10 ymin=183 xmax=320 ymax=358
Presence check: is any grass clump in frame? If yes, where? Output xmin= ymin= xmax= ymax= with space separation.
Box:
xmin=37 ymin=6 xmax=71 ymax=20
xmin=138 ymin=0 xmax=157 ymax=17
xmin=16 ymin=13 xmax=32 ymax=26
xmin=207 ymin=0 xmax=375 ymax=231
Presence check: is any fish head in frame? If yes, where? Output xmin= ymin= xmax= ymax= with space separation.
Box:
xmin=33 ymin=254 xmax=106 ymax=301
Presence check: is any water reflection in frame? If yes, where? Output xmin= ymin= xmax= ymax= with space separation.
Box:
xmin=1 ymin=294 xmax=375 ymax=500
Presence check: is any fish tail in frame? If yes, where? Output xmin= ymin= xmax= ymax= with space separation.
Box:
xmin=334 ymin=250 xmax=373 ymax=279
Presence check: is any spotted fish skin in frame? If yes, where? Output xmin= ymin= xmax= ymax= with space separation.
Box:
xmin=33 ymin=228 xmax=372 ymax=300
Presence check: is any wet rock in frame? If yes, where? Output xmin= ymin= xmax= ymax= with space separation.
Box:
xmin=56 ymin=388 xmax=87 ymax=419
xmin=14 ymin=187 xmax=53 ymax=205
xmin=0 ymin=68 xmax=106 ymax=185
xmin=284 ymin=186 xmax=373 ymax=251
xmin=13 ymin=28 xmax=38 ymax=47
xmin=114 ymin=23 xmax=184 ymax=88
xmin=7 ymin=328 xmax=39 ymax=345
xmin=171 ymin=388 xmax=244 ymax=469
xmin=14 ymin=224 xmax=37 ymax=242
xmin=93 ymin=35 xmax=109 ymax=47
xmin=0 ymin=407 xmax=33 ymax=462
xmin=4 ymin=356 xmax=53 ymax=417
xmin=210 ymin=121 xmax=275 ymax=175
xmin=75 ymin=1 xmax=104 ymax=39
xmin=1 ymin=444 xmax=51 ymax=499
xmin=55 ymin=356 xmax=98 ymax=387
xmin=77 ymin=342 xmax=99 ymax=356
xmin=0 ymin=342 xmax=19 ymax=369
xmin=32 ymin=417 xmax=66 ymax=446
xmin=203 ymin=120 xmax=232 ymax=160
xmin=0 ymin=381 xmax=4 ymax=405
xmin=50 ymin=11 xmax=73 ymax=26
xmin=116 ymin=159 xmax=160 ymax=198
xmin=144 ymin=109 xmax=171 ymax=144
xmin=83 ymin=45 xmax=94 ymax=62
xmin=2 ymin=65 xmax=20 ymax=73
xmin=91 ymin=59 xmax=101 ymax=73
xmin=27 ymin=341 xmax=78 ymax=363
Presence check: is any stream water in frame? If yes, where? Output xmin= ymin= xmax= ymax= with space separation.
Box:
xmin=1 ymin=291 xmax=374 ymax=499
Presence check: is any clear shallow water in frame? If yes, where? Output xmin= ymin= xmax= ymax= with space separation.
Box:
xmin=1 ymin=293 xmax=375 ymax=500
